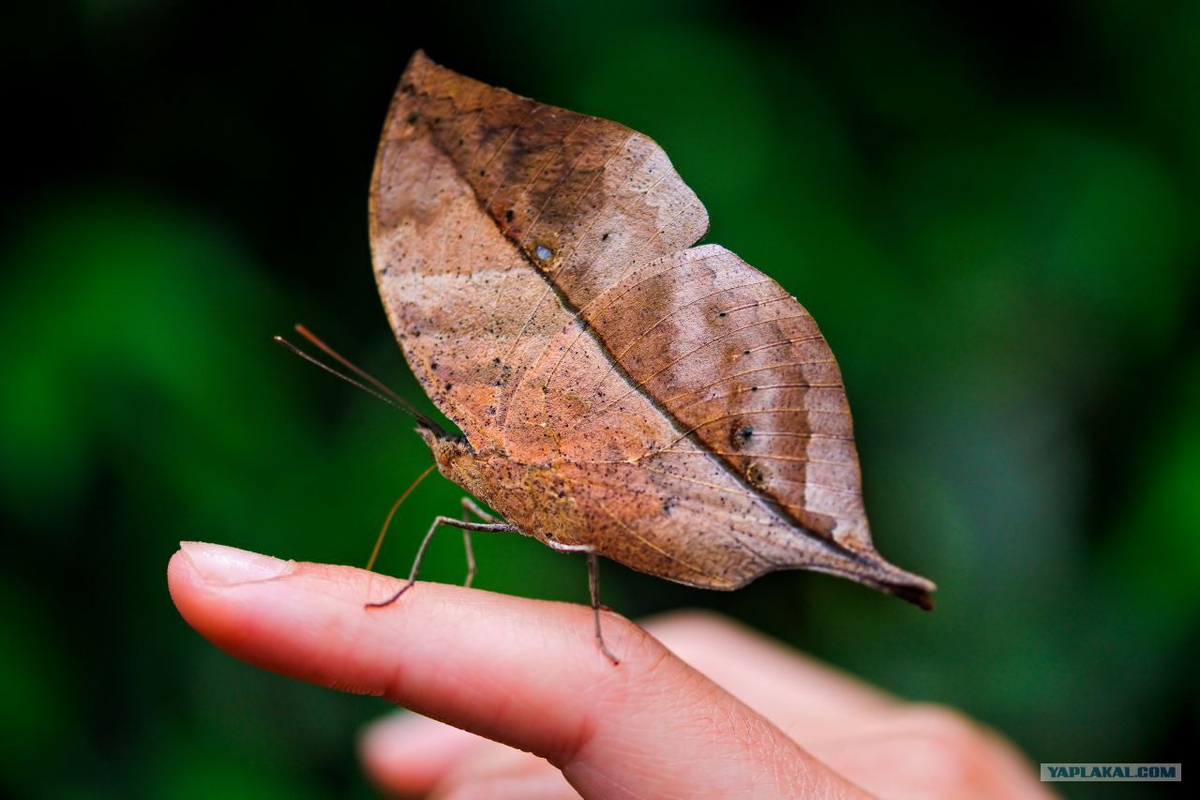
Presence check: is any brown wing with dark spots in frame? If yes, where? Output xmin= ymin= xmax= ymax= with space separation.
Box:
xmin=370 ymin=50 xmax=707 ymax=448
xmin=575 ymin=245 xmax=874 ymax=553
xmin=369 ymin=51 xmax=934 ymax=604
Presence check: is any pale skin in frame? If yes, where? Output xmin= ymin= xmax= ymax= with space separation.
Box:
xmin=168 ymin=541 xmax=1050 ymax=798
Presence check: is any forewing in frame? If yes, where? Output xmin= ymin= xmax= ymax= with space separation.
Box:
xmin=371 ymin=51 xmax=706 ymax=448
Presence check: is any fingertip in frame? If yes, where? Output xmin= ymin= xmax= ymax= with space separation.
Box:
xmin=168 ymin=543 xmax=293 ymax=653
xmin=167 ymin=545 xmax=196 ymax=593
xmin=167 ymin=545 xmax=210 ymax=629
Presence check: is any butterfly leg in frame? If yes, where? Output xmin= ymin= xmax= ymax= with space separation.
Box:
xmin=545 ymin=541 xmax=620 ymax=665
xmin=366 ymin=515 xmax=515 ymax=609
xmin=459 ymin=497 xmax=497 ymax=589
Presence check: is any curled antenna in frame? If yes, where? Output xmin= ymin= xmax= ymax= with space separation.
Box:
xmin=274 ymin=324 xmax=447 ymax=436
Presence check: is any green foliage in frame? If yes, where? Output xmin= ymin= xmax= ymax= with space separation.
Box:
xmin=2 ymin=1 xmax=1196 ymax=796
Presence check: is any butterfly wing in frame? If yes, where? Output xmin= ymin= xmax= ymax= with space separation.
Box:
xmin=370 ymin=52 xmax=933 ymax=604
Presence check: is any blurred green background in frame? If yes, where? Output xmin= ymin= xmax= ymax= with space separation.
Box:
xmin=2 ymin=0 xmax=1196 ymax=796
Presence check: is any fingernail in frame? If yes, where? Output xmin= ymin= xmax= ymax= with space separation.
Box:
xmin=179 ymin=542 xmax=294 ymax=585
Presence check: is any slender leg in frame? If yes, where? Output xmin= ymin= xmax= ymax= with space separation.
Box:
xmin=461 ymin=529 xmax=477 ymax=589
xmin=461 ymin=496 xmax=497 ymax=522
xmin=460 ymin=497 xmax=496 ymax=589
xmin=366 ymin=516 xmax=514 ymax=609
xmin=586 ymin=551 xmax=620 ymax=665
xmin=545 ymin=540 xmax=620 ymax=665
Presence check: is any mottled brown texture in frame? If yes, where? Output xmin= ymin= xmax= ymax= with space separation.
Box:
xmin=370 ymin=51 xmax=935 ymax=606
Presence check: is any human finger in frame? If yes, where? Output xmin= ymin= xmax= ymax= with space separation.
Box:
xmin=169 ymin=543 xmax=867 ymax=799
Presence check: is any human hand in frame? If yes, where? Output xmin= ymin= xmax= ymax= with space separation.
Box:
xmin=169 ymin=542 xmax=1048 ymax=798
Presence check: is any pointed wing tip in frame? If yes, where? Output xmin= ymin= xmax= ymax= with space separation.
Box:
xmin=888 ymin=581 xmax=936 ymax=611
xmin=402 ymin=50 xmax=436 ymax=82
xmin=877 ymin=567 xmax=937 ymax=610
xmin=833 ymin=547 xmax=937 ymax=610
xmin=867 ymin=558 xmax=936 ymax=609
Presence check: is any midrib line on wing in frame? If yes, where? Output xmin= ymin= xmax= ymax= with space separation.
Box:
xmin=415 ymin=123 xmax=882 ymax=562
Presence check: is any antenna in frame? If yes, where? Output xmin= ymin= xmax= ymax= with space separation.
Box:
xmin=365 ymin=463 xmax=437 ymax=572
xmin=274 ymin=324 xmax=447 ymax=436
